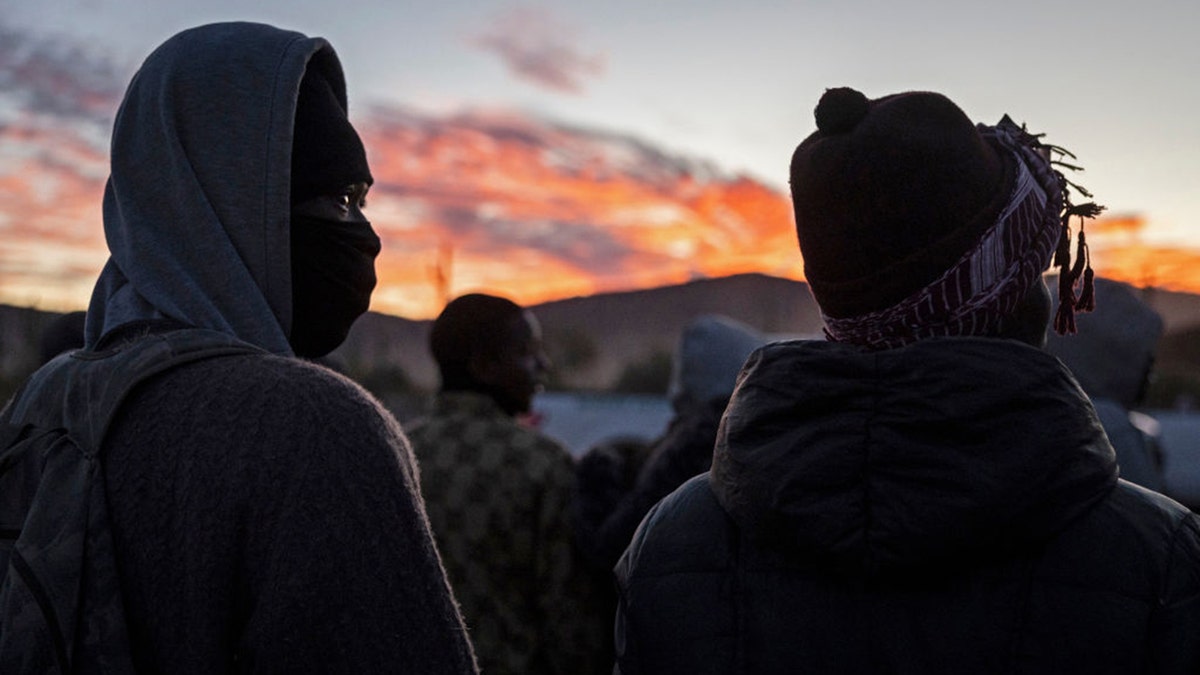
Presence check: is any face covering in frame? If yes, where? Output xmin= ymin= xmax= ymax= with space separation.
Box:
xmin=289 ymin=214 xmax=382 ymax=358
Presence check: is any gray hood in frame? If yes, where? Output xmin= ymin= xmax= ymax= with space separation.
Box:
xmin=666 ymin=315 xmax=771 ymax=411
xmin=85 ymin=22 xmax=351 ymax=354
xmin=1045 ymin=277 xmax=1163 ymax=408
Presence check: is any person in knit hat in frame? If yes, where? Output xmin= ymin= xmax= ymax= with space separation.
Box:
xmin=612 ymin=88 xmax=1200 ymax=675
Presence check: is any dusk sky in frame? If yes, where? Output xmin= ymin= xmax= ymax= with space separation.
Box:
xmin=2 ymin=0 xmax=1198 ymax=318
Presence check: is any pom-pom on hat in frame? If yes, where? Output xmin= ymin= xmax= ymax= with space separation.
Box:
xmin=812 ymin=86 xmax=871 ymax=135
xmin=789 ymin=87 xmax=1103 ymax=349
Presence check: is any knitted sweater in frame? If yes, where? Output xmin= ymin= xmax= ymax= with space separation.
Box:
xmin=407 ymin=392 xmax=608 ymax=675
xmin=104 ymin=348 xmax=477 ymax=673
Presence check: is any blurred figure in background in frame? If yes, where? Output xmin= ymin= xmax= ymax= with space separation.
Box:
xmin=614 ymin=87 xmax=1200 ymax=674
xmin=407 ymin=293 xmax=608 ymax=675
xmin=1046 ymin=276 xmax=1166 ymax=492
xmin=574 ymin=315 xmax=770 ymax=660
xmin=575 ymin=314 xmax=770 ymax=572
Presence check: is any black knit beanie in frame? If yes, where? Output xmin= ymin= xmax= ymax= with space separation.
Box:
xmin=290 ymin=66 xmax=372 ymax=205
xmin=789 ymin=88 xmax=1012 ymax=319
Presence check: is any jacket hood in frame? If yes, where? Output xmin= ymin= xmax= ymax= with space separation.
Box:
xmin=85 ymin=22 xmax=352 ymax=353
xmin=709 ymin=337 xmax=1117 ymax=574
xmin=667 ymin=315 xmax=770 ymax=411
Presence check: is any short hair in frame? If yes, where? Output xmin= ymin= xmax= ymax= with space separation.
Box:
xmin=429 ymin=294 xmax=524 ymax=384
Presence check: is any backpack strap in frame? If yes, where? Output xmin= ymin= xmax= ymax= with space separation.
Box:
xmin=0 ymin=328 xmax=263 ymax=674
xmin=4 ymin=327 xmax=264 ymax=454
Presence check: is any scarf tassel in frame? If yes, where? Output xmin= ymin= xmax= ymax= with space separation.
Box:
xmin=1054 ymin=219 xmax=1071 ymax=268
xmin=999 ymin=117 xmax=1103 ymax=337
xmin=1074 ymin=229 xmax=1095 ymax=312
xmin=1075 ymin=267 xmax=1096 ymax=313
xmin=1055 ymin=268 xmax=1078 ymax=335
xmin=1053 ymin=217 xmax=1097 ymax=335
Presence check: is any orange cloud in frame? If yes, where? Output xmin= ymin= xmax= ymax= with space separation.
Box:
xmin=355 ymin=108 xmax=806 ymax=316
xmin=0 ymin=122 xmax=109 ymax=309
xmin=4 ymin=21 xmax=1200 ymax=321
xmin=1087 ymin=213 xmax=1146 ymax=236
xmin=1089 ymin=241 xmax=1200 ymax=292
xmin=3 ymin=92 xmax=1200 ymax=320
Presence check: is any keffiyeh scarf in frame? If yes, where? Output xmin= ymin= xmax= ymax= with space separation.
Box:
xmin=823 ymin=117 xmax=1102 ymax=349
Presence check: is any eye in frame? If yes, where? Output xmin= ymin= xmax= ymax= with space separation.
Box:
xmin=336 ymin=184 xmax=368 ymax=211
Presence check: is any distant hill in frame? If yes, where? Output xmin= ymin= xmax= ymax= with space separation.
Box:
xmin=3 ymin=273 xmax=1199 ymax=409
xmin=1140 ymin=286 xmax=1200 ymax=333
xmin=0 ymin=304 xmax=65 ymax=398
xmin=332 ymin=273 xmax=824 ymax=395
xmin=334 ymin=273 xmax=1200 ymax=412
xmin=528 ymin=273 xmax=825 ymax=389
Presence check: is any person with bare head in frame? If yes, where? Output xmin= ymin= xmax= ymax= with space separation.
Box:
xmin=0 ymin=22 xmax=476 ymax=674
xmin=613 ymin=87 xmax=1200 ymax=674
xmin=407 ymin=293 xmax=608 ymax=675
xmin=428 ymin=294 xmax=548 ymax=418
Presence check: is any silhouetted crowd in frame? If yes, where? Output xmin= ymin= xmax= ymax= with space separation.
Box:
xmin=2 ymin=20 xmax=1198 ymax=675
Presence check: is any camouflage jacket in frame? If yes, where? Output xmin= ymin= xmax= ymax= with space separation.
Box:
xmin=408 ymin=392 xmax=609 ymax=675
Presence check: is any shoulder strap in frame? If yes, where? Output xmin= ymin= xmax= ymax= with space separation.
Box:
xmin=0 ymin=328 xmax=263 ymax=674
xmin=2 ymin=327 xmax=264 ymax=462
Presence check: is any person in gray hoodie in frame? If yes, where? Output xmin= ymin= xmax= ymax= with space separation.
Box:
xmin=1046 ymin=277 xmax=1166 ymax=492
xmin=79 ymin=22 xmax=477 ymax=673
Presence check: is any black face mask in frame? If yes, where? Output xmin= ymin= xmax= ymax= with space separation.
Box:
xmin=289 ymin=215 xmax=381 ymax=358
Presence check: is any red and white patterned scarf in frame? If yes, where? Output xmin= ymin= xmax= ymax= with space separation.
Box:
xmin=822 ymin=118 xmax=1083 ymax=349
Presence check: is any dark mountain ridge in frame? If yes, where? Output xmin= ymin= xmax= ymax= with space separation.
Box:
xmin=2 ymin=274 xmax=1198 ymax=409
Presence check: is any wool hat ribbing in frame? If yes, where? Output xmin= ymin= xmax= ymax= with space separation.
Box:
xmin=790 ymin=88 xmax=1012 ymax=319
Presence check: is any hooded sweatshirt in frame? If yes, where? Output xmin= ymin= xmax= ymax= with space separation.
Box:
xmin=615 ymin=337 xmax=1200 ymax=675
xmin=84 ymin=23 xmax=476 ymax=673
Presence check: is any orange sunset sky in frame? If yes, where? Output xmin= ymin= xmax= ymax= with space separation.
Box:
xmin=2 ymin=107 xmax=1190 ymax=320
xmin=3 ymin=2 xmax=1200 ymax=320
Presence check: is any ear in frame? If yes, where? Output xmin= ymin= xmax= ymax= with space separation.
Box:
xmin=468 ymin=348 xmax=500 ymax=387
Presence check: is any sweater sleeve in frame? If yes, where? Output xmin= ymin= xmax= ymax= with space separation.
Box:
xmin=237 ymin=365 xmax=478 ymax=674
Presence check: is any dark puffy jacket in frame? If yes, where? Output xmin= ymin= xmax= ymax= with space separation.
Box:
xmin=615 ymin=338 xmax=1200 ymax=675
